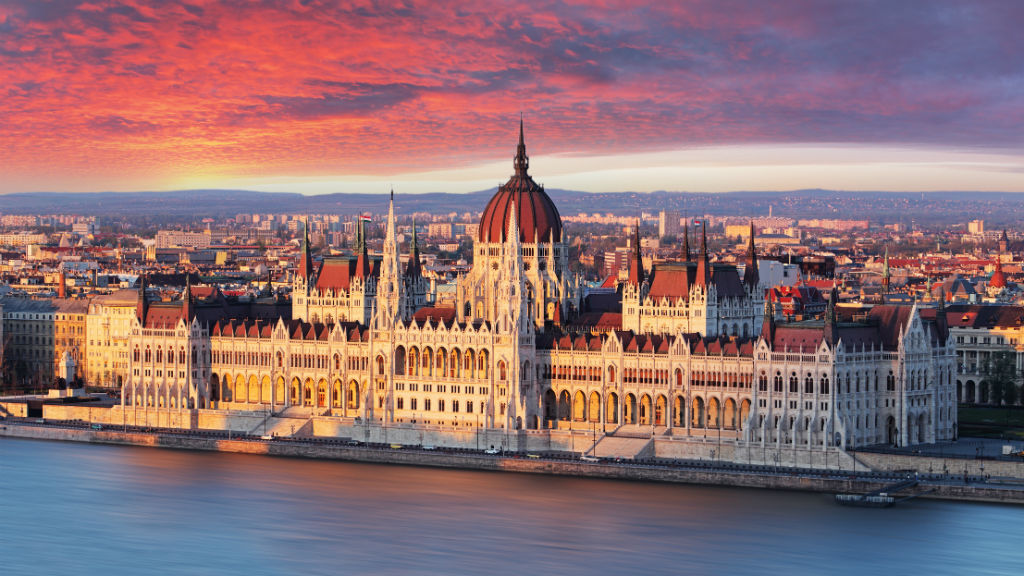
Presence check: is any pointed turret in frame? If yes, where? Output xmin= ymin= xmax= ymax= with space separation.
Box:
xmin=298 ymin=216 xmax=314 ymax=280
xmin=881 ymin=246 xmax=890 ymax=292
xmin=936 ymin=286 xmax=949 ymax=342
xmin=823 ymin=284 xmax=838 ymax=347
xmin=682 ymin=221 xmax=691 ymax=261
xmin=743 ymin=221 xmax=759 ymax=289
xmin=761 ymin=297 xmax=776 ymax=344
xmin=514 ymin=115 xmax=529 ymax=177
xmin=627 ymin=222 xmax=645 ymax=285
xmin=181 ymin=274 xmax=192 ymax=322
xmin=1000 ymin=229 xmax=1009 ymax=253
xmin=696 ymin=222 xmax=710 ymax=287
xmin=376 ymin=190 xmax=404 ymax=326
xmin=136 ymin=274 xmax=148 ymax=324
xmin=406 ymin=217 xmax=423 ymax=278
xmin=354 ymin=216 xmax=370 ymax=279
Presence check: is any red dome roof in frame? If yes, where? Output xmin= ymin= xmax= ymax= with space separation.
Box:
xmin=478 ymin=122 xmax=562 ymax=244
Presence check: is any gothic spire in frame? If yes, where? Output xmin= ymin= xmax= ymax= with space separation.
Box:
xmin=743 ymin=221 xmax=759 ymax=288
xmin=936 ymin=286 xmax=949 ymax=342
xmin=136 ymin=273 xmax=148 ymax=324
xmin=355 ymin=216 xmax=370 ymax=279
xmin=406 ymin=216 xmax=422 ymax=278
xmin=696 ymin=221 xmax=710 ymax=287
xmin=682 ymin=221 xmax=691 ymax=262
xmin=761 ymin=296 xmax=776 ymax=343
xmin=627 ymin=221 xmax=645 ymax=285
xmin=182 ymin=273 xmax=192 ymax=322
xmin=823 ymin=284 xmax=838 ymax=347
xmin=299 ymin=216 xmax=314 ymax=280
xmin=882 ymin=245 xmax=890 ymax=292
xmin=514 ymin=116 xmax=529 ymax=177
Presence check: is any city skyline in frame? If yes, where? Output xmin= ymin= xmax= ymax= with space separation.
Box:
xmin=2 ymin=1 xmax=1024 ymax=194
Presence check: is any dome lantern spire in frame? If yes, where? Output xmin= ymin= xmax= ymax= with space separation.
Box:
xmin=514 ymin=116 xmax=529 ymax=177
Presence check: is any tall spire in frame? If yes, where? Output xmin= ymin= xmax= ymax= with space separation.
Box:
xmin=696 ymin=221 xmax=710 ymax=287
xmin=355 ymin=216 xmax=370 ymax=279
xmin=507 ymin=202 xmax=520 ymax=247
xmin=406 ymin=216 xmax=422 ymax=278
xmin=182 ymin=273 xmax=192 ymax=322
xmin=514 ymin=116 xmax=529 ymax=177
xmin=881 ymin=245 xmax=890 ymax=292
xmin=823 ymin=284 xmax=838 ymax=346
xmin=682 ymin=221 xmax=691 ymax=262
xmin=934 ymin=286 xmax=949 ymax=342
xmin=761 ymin=296 xmax=776 ymax=343
xmin=743 ymin=221 xmax=759 ymax=288
xmin=136 ymin=274 xmax=148 ymax=324
xmin=627 ymin=221 xmax=645 ymax=285
xmin=377 ymin=190 xmax=403 ymax=325
xmin=299 ymin=216 xmax=314 ymax=280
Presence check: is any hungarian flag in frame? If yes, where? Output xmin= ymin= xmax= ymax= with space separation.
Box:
xmin=692 ymin=218 xmax=704 ymax=227
xmin=359 ymin=215 xmax=372 ymax=223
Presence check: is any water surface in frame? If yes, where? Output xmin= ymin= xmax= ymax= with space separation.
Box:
xmin=1 ymin=438 xmax=1020 ymax=575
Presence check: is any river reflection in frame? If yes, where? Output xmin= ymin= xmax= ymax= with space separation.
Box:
xmin=1 ymin=438 xmax=1021 ymax=575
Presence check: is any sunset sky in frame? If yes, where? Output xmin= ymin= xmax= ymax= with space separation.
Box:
xmin=2 ymin=1 xmax=1023 ymax=195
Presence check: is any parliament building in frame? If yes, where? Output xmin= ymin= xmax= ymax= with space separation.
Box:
xmin=122 ymin=123 xmax=957 ymax=452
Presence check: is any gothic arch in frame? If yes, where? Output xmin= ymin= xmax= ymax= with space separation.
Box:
xmin=692 ymin=396 xmax=705 ymax=428
xmin=724 ymin=398 xmax=737 ymax=430
xmin=624 ymin=393 xmax=637 ymax=425
xmin=589 ymin=391 xmax=601 ymax=422
xmin=673 ymin=395 xmax=686 ymax=427
xmin=606 ymin=392 xmax=619 ymax=424
xmin=573 ymin=390 xmax=586 ymax=421
xmin=655 ymin=394 xmax=667 ymax=426
xmin=558 ymin=390 xmax=571 ymax=421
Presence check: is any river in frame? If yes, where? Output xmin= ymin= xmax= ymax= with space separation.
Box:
xmin=1 ymin=438 xmax=1020 ymax=575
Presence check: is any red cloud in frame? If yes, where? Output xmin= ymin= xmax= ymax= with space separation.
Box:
xmin=1 ymin=0 xmax=1022 ymax=191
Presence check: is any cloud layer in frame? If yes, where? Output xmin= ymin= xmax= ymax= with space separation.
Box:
xmin=2 ymin=0 xmax=1023 ymax=192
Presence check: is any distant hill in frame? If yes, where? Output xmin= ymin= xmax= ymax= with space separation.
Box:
xmin=2 ymin=188 xmax=1024 ymax=226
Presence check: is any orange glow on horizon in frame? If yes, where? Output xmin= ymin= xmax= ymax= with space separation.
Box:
xmin=2 ymin=1 xmax=1023 ymax=193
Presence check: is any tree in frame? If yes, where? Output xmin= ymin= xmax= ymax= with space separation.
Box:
xmin=981 ymin=351 xmax=1020 ymax=407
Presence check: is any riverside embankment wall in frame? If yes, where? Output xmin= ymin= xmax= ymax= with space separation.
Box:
xmin=11 ymin=402 xmax=1023 ymax=477
xmin=3 ymin=422 xmax=1023 ymax=505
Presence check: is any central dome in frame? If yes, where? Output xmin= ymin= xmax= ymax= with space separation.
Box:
xmin=478 ymin=122 xmax=562 ymax=244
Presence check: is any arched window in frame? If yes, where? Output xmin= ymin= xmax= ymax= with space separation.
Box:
xmin=376 ymin=356 xmax=385 ymax=375
xmin=821 ymin=377 xmax=830 ymax=394
xmin=759 ymin=372 xmax=768 ymax=392
xmin=804 ymin=374 xmax=814 ymax=394
xmin=499 ymin=361 xmax=507 ymax=381
xmin=789 ymin=373 xmax=798 ymax=393
xmin=774 ymin=372 xmax=783 ymax=392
